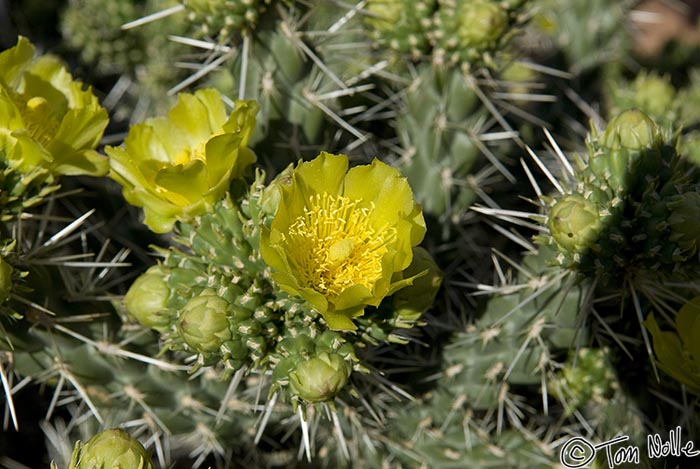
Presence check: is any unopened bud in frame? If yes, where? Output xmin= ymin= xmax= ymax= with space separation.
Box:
xmin=600 ymin=109 xmax=660 ymax=150
xmin=455 ymin=0 xmax=509 ymax=48
xmin=289 ymin=352 xmax=351 ymax=402
xmin=178 ymin=290 xmax=232 ymax=353
xmin=124 ymin=265 xmax=172 ymax=329
xmin=548 ymin=194 xmax=602 ymax=253
xmin=70 ymin=428 xmax=153 ymax=469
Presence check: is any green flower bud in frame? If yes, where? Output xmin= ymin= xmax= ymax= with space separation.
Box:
xmin=178 ymin=290 xmax=232 ymax=353
xmin=455 ymin=0 xmax=509 ymax=48
xmin=669 ymin=192 xmax=700 ymax=255
xmin=548 ymin=194 xmax=602 ymax=253
xmin=631 ymin=73 xmax=676 ymax=120
xmin=365 ymin=0 xmax=403 ymax=33
xmin=182 ymin=0 xmax=268 ymax=37
xmin=549 ymin=348 xmax=616 ymax=415
xmin=600 ymin=109 xmax=660 ymax=151
xmin=259 ymin=164 xmax=293 ymax=217
xmin=392 ymin=247 xmax=442 ymax=324
xmin=124 ymin=265 xmax=172 ymax=329
xmin=69 ymin=428 xmax=154 ymax=469
xmin=289 ymin=352 xmax=352 ymax=402
xmin=365 ymin=0 xmax=434 ymax=57
xmin=0 ymin=257 xmax=12 ymax=304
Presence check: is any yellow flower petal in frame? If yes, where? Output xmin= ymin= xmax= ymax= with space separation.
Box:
xmin=0 ymin=36 xmax=34 ymax=87
xmin=646 ymin=311 xmax=700 ymax=394
xmin=677 ymin=297 xmax=700 ymax=362
xmin=293 ymin=151 xmax=348 ymax=198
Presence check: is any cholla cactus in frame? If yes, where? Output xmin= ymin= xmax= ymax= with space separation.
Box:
xmin=115 ymin=144 xmax=440 ymax=413
xmin=540 ymin=110 xmax=700 ymax=282
xmin=530 ymin=0 xmax=635 ymax=73
xmin=61 ymin=141 xmax=441 ymax=465
xmin=12 ymin=0 xmax=700 ymax=467
xmin=474 ymin=107 xmax=700 ymax=464
xmin=394 ymin=65 xmax=484 ymax=218
xmin=376 ymin=245 xmax=653 ymax=467
xmin=364 ymin=0 xmax=530 ymax=70
xmin=548 ymin=347 xmax=617 ymax=416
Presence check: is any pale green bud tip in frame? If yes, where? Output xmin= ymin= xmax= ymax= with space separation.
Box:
xmin=366 ymin=0 xmax=403 ymax=32
xmin=184 ymin=0 xmax=220 ymax=14
xmin=600 ymin=109 xmax=660 ymax=150
xmin=457 ymin=1 xmax=509 ymax=47
xmin=124 ymin=266 xmax=171 ymax=329
xmin=0 ymin=257 xmax=12 ymax=304
xmin=178 ymin=291 xmax=232 ymax=353
xmin=548 ymin=194 xmax=602 ymax=253
xmin=289 ymin=352 xmax=352 ymax=402
xmin=392 ymin=247 xmax=442 ymax=320
xmin=633 ymin=74 xmax=675 ymax=118
xmin=71 ymin=428 xmax=154 ymax=469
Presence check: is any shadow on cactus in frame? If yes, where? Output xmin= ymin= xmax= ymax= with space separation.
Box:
xmin=534 ymin=112 xmax=700 ymax=411
xmin=475 ymin=108 xmax=700 ymax=462
xmin=539 ymin=110 xmax=700 ymax=292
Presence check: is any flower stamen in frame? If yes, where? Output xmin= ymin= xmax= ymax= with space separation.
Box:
xmin=284 ymin=193 xmax=396 ymax=298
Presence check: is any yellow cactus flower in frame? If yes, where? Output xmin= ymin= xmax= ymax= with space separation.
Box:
xmin=106 ymin=89 xmax=258 ymax=233
xmin=646 ymin=297 xmax=700 ymax=394
xmin=261 ymin=152 xmax=426 ymax=331
xmin=0 ymin=36 xmax=109 ymax=177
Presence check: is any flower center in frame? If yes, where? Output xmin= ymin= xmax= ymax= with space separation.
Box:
xmin=173 ymin=141 xmax=207 ymax=166
xmin=17 ymin=95 xmax=60 ymax=148
xmin=172 ymin=130 xmax=225 ymax=166
xmin=284 ymin=193 xmax=396 ymax=299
